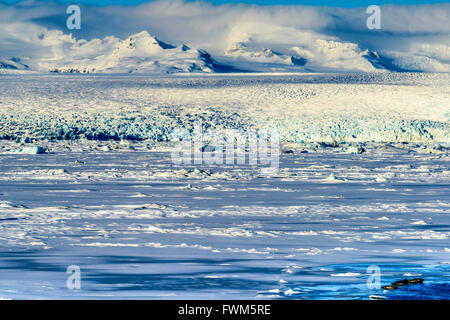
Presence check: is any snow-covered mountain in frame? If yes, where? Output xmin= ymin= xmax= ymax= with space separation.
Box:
xmin=42 ymin=31 xmax=233 ymax=74
xmin=0 ymin=58 xmax=29 ymax=70
xmin=223 ymin=41 xmax=307 ymax=72
xmin=0 ymin=1 xmax=449 ymax=74
xmin=222 ymin=38 xmax=403 ymax=73
xmin=0 ymin=28 xmax=446 ymax=74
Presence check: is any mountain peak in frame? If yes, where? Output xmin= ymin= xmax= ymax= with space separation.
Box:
xmin=40 ymin=30 xmax=237 ymax=74
xmin=2 ymin=28 xmax=436 ymax=74
xmin=0 ymin=57 xmax=29 ymax=70
xmin=114 ymin=31 xmax=175 ymax=56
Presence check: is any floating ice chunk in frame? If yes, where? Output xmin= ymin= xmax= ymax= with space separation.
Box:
xmin=376 ymin=175 xmax=388 ymax=183
xmin=9 ymin=146 xmax=46 ymax=154
xmin=410 ymin=220 xmax=427 ymax=225
xmin=183 ymin=184 xmax=197 ymax=190
xmin=289 ymin=230 xmax=318 ymax=236
xmin=129 ymin=193 xmax=147 ymax=198
xmin=330 ymin=272 xmax=361 ymax=277
xmin=342 ymin=145 xmax=365 ymax=154
xmin=325 ymin=174 xmax=345 ymax=183
xmin=189 ymin=168 xmax=211 ymax=177
xmin=332 ymin=247 xmax=356 ymax=251
xmin=419 ymin=231 xmax=447 ymax=240
xmin=281 ymin=268 xmax=294 ymax=274
xmin=98 ymin=145 xmax=112 ymax=152
xmin=200 ymin=145 xmax=219 ymax=152
xmin=296 ymin=248 xmax=322 ymax=255
xmin=0 ymin=201 xmax=15 ymax=208
xmin=29 ymin=241 xmax=46 ymax=246
xmin=145 ymin=203 xmax=167 ymax=209
xmin=284 ymin=289 xmax=301 ymax=296
xmin=267 ymin=289 xmax=280 ymax=293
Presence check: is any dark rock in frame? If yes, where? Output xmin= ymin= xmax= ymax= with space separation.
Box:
xmin=408 ymin=278 xmax=424 ymax=284
xmin=382 ymin=285 xmax=398 ymax=290
xmin=393 ymin=279 xmax=409 ymax=286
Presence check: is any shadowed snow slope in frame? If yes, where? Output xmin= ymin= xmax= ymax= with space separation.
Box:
xmin=0 ymin=58 xmax=29 ymax=70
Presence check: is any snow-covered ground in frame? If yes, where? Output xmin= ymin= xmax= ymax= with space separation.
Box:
xmin=0 ymin=73 xmax=449 ymax=299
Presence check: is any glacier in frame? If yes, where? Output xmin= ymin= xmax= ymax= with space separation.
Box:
xmin=0 ymin=73 xmax=448 ymax=145
xmin=0 ymin=73 xmax=448 ymax=299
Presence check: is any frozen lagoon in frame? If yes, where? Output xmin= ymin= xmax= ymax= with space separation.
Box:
xmin=0 ymin=73 xmax=448 ymax=299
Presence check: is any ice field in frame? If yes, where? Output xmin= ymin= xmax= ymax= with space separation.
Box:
xmin=0 ymin=73 xmax=449 ymax=299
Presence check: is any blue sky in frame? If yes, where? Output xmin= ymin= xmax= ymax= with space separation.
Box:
xmin=2 ymin=0 xmax=449 ymax=7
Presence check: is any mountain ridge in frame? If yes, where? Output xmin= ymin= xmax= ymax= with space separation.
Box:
xmin=0 ymin=30 xmax=438 ymax=74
